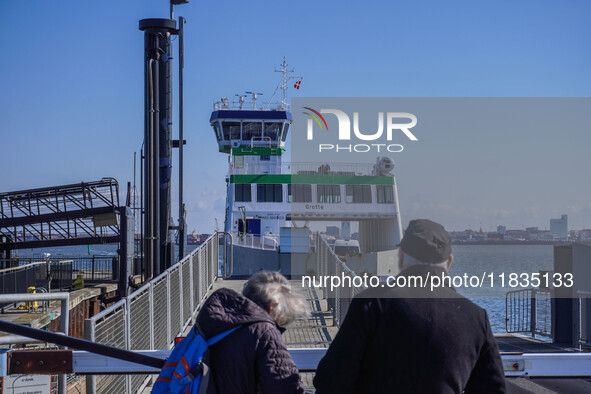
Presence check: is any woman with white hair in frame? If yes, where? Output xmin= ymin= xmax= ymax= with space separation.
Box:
xmin=194 ymin=270 xmax=308 ymax=393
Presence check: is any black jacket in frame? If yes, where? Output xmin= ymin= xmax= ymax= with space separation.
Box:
xmin=314 ymin=264 xmax=506 ymax=393
xmin=195 ymin=288 xmax=304 ymax=394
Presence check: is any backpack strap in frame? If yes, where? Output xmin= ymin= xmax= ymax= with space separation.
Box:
xmin=206 ymin=325 xmax=242 ymax=346
xmin=198 ymin=363 xmax=210 ymax=394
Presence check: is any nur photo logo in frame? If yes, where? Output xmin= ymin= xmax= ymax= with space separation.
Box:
xmin=302 ymin=107 xmax=419 ymax=153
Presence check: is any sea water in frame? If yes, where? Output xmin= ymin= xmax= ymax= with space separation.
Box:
xmin=16 ymin=244 xmax=554 ymax=333
xmin=450 ymin=245 xmax=554 ymax=333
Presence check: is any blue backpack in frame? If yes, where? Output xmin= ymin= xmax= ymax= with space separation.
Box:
xmin=152 ymin=324 xmax=241 ymax=394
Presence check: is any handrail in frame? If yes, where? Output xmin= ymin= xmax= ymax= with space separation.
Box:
xmin=0 ymin=259 xmax=73 ymax=274
xmin=505 ymin=288 xmax=552 ymax=338
xmin=232 ymin=232 xmax=279 ymax=251
xmin=250 ymin=136 xmax=273 ymax=148
xmin=262 ymin=235 xmax=278 ymax=249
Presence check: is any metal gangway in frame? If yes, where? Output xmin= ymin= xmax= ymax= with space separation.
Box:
xmin=0 ymin=179 xmax=121 ymax=252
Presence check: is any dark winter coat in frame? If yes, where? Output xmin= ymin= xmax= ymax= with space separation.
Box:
xmin=195 ymin=287 xmax=304 ymax=394
xmin=313 ymin=264 xmax=506 ymax=393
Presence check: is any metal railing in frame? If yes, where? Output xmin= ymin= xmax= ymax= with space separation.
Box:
xmin=230 ymin=161 xmax=376 ymax=176
xmin=232 ymin=233 xmax=278 ymax=251
xmin=213 ymin=99 xmax=288 ymax=111
xmin=316 ymin=234 xmax=366 ymax=327
xmin=0 ymin=259 xmax=74 ymax=304
xmin=576 ymin=291 xmax=591 ymax=348
xmin=2 ymin=254 xmax=116 ymax=281
xmin=84 ymin=234 xmax=219 ymax=394
xmin=0 ymin=263 xmax=36 ymax=307
xmin=506 ymin=288 xmax=552 ymax=337
xmin=0 ymin=292 xmax=71 ymax=394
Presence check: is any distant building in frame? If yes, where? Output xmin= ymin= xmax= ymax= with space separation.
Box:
xmin=525 ymin=227 xmax=539 ymax=233
xmin=449 ymin=231 xmax=469 ymax=242
xmin=579 ymin=229 xmax=591 ymax=242
xmin=550 ymin=215 xmax=568 ymax=240
xmin=505 ymin=230 xmax=528 ymax=240
xmin=488 ymin=233 xmax=504 ymax=241
xmin=528 ymin=230 xmax=552 ymax=241
xmin=497 ymin=225 xmax=506 ymax=235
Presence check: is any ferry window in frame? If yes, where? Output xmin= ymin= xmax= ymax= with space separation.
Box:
xmin=260 ymin=156 xmax=270 ymax=161
xmin=264 ymin=122 xmax=282 ymax=141
xmin=377 ymin=185 xmax=394 ymax=203
xmin=212 ymin=121 xmax=222 ymax=141
xmin=346 ymin=185 xmax=372 ymax=203
xmin=243 ymin=122 xmax=262 ymax=141
xmin=288 ymin=184 xmax=312 ymax=203
xmin=223 ymin=122 xmax=241 ymax=140
xmin=281 ymin=124 xmax=290 ymax=141
xmin=257 ymin=184 xmax=283 ymax=202
xmin=317 ymin=184 xmax=341 ymax=203
xmin=234 ymin=184 xmax=251 ymax=202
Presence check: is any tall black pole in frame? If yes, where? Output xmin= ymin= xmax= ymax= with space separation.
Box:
xmin=178 ymin=16 xmax=186 ymax=261
xmin=139 ymin=18 xmax=177 ymax=278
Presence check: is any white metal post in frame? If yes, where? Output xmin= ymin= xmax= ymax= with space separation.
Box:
xmin=166 ymin=273 xmax=171 ymax=347
xmin=149 ymin=282 xmax=155 ymax=350
xmin=124 ymin=298 xmax=131 ymax=393
xmin=178 ymin=265 xmax=184 ymax=330
xmin=189 ymin=255 xmax=194 ymax=321
xmin=84 ymin=319 xmax=96 ymax=394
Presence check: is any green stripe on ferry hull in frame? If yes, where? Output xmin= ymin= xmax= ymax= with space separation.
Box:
xmin=229 ymin=174 xmax=395 ymax=185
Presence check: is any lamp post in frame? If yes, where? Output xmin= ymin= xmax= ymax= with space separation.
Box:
xmin=171 ymin=0 xmax=189 ymax=261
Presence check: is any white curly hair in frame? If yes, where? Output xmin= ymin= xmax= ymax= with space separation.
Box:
xmin=242 ymin=271 xmax=309 ymax=326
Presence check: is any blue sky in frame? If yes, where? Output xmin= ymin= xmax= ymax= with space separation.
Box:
xmin=1 ymin=0 xmax=590 ymax=232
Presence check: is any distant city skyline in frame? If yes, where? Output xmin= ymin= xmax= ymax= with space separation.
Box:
xmin=1 ymin=1 xmax=590 ymax=234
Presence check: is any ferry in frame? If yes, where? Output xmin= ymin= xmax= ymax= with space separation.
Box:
xmin=211 ymin=59 xmax=404 ymax=277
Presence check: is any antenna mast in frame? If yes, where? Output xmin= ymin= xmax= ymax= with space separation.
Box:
xmin=272 ymin=57 xmax=302 ymax=110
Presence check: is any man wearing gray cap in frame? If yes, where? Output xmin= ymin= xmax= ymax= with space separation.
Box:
xmin=314 ymin=219 xmax=506 ymax=393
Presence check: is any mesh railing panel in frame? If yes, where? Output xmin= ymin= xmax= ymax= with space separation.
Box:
xmin=129 ymin=291 xmax=151 ymax=394
xmin=208 ymin=238 xmax=216 ymax=285
xmin=200 ymin=248 xmax=207 ymax=301
xmin=94 ymin=306 xmax=126 ymax=394
xmin=182 ymin=260 xmax=191 ymax=321
xmin=213 ymin=238 xmax=219 ymax=277
xmin=131 ymin=375 xmax=148 ymax=394
xmin=153 ymin=277 xmax=169 ymax=350
xmin=192 ymin=253 xmax=200 ymax=309
xmin=129 ymin=292 xmax=151 ymax=349
xmin=169 ymin=269 xmax=181 ymax=338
